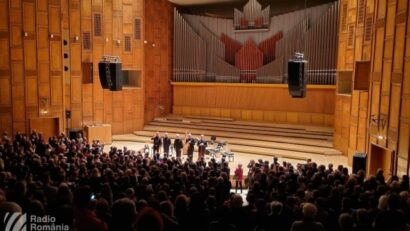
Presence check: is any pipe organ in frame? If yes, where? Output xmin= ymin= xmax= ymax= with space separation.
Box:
xmin=173 ymin=8 xmax=206 ymax=82
xmin=304 ymin=2 xmax=339 ymax=85
xmin=256 ymin=57 xmax=284 ymax=83
xmin=234 ymin=0 xmax=270 ymax=30
xmin=215 ymin=57 xmax=241 ymax=83
xmin=198 ymin=24 xmax=226 ymax=82
xmin=274 ymin=18 xmax=309 ymax=83
xmin=173 ymin=1 xmax=339 ymax=85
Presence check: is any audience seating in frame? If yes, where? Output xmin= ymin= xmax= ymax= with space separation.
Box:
xmin=0 ymin=131 xmax=409 ymax=231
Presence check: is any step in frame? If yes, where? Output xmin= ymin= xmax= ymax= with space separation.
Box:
xmin=112 ymin=135 xmax=324 ymax=161
xmin=150 ymin=120 xmax=332 ymax=137
xmin=143 ymin=124 xmax=333 ymax=143
xmin=165 ymin=114 xmax=334 ymax=133
xmin=183 ymin=115 xmax=235 ymax=121
xmin=131 ymin=130 xmax=341 ymax=155
xmin=139 ymin=126 xmax=333 ymax=147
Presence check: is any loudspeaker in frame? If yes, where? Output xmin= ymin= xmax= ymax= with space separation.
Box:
xmin=109 ymin=63 xmax=123 ymax=91
xmin=98 ymin=62 xmax=111 ymax=89
xmin=98 ymin=62 xmax=123 ymax=91
xmin=353 ymin=152 xmax=367 ymax=174
xmin=288 ymin=60 xmax=307 ymax=98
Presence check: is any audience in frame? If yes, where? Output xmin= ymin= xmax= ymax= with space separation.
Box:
xmin=0 ymin=131 xmax=409 ymax=231
xmin=290 ymin=203 xmax=325 ymax=231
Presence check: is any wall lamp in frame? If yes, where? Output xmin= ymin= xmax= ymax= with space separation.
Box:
xmin=144 ymin=40 xmax=156 ymax=47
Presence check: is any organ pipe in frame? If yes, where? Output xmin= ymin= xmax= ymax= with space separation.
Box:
xmin=173 ymin=9 xmax=206 ymax=82
xmin=172 ymin=1 xmax=339 ymax=84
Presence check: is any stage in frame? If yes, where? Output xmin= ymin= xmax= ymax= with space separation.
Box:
xmin=109 ymin=114 xmax=349 ymax=173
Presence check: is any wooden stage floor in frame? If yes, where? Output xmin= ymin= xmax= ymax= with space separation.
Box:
xmin=111 ymin=115 xmax=349 ymax=172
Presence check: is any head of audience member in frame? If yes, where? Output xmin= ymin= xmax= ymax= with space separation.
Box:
xmin=302 ymin=203 xmax=317 ymax=221
xmin=111 ymin=198 xmax=138 ymax=230
xmin=338 ymin=213 xmax=354 ymax=231
xmin=136 ymin=207 xmax=164 ymax=231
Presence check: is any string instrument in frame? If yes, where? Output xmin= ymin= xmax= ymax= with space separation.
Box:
xmin=182 ymin=130 xmax=189 ymax=155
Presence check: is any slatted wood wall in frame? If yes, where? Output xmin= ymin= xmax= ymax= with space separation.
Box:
xmin=144 ymin=0 xmax=173 ymax=123
xmin=335 ymin=0 xmax=409 ymax=175
xmin=0 ymin=0 xmax=173 ymax=136
xmin=335 ymin=0 xmax=374 ymax=162
xmin=370 ymin=0 xmax=410 ymax=175
xmin=0 ymin=0 xmax=65 ymax=135
xmin=63 ymin=0 xmax=145 ymax=135
xmin=173 ymin=83 xmax=335 ymax=126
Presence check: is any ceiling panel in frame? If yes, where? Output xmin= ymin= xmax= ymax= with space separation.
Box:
xmin=168 ymin=0 xmax=239 ymax=6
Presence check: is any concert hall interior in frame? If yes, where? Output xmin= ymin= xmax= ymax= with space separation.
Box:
xmin=0 ymin=0 xmax=409 ymax=230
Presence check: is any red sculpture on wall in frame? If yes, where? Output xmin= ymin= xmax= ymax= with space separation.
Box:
xmin=259 ymin=31 xmax=284 ymax=64
xmin=221 ymin=34 xmax=243 ymax=65
xmin=235 ymin=40 xmax=264 ymax=82
xmin=219 ymin=32 xmax=283 ymax=82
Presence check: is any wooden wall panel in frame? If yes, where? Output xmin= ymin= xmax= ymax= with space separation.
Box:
xmin=38 ymin=63 xmax=49 ymax=83
xmin=11 ymin=63 xmax=23 ymax=84
xmin=26 ymin=77 xmax=38 ymax=106
xmin=335 ymin=0 xmax=410 ymax=174
xmin=0 ymin=114 xmax=12 ymax=136
xmin=10 ymin=25 xmax=22 ymax=47
xmin=13 ymin=103 xmax=25 ymax=122
xmin=49 ymin=5 xmax=61 ymax=34
xmin=144 ymin=0 xmax=173 ymax=123
xmin=1 ymin=0 xmax=148 ymax=136
xmin=0 ymin=0 xmax=8 ymax=31
xmin=24 ymin=40 xmax=37 ymax=70
xmin=50 ymin=42 xmax=62 ymax=70
xmin=50 ymin=77 xmax=62 ymax=106
xmin=0 ymin=40 xmax=9 ymax=69
xmin=173 ymin=83 xmax=335 ymax=126
xmin=37 ymin=27 xmax=49 ymax=48
xmin=22 ymin=2 xmax=36 ymax=32
xmin=0 ymin=78 xmax=11 ymax=105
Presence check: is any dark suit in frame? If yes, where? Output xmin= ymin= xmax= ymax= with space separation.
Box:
xmin=151 ymin=135 xmax=162 ymax=154
xmin=163 ymin=137 xmax=171 ymax=157
xmin=197 ymin=139 xmax=207 ymax=159
xmin=174 ymin=138 xmax=183 ymax=158
xmin=186 ymin=138 xmax=195 ymax=158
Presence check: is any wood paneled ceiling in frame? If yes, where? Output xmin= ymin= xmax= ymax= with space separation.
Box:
xmin=169 ymin=0 xmax=337 ymax=18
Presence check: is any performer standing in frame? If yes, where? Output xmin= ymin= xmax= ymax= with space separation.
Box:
xmin=186 ymin=133 xmax=195 ymax=159
xmin=197 ymin=135 xmax=207 ymax=160
xmin=151 ymin=132 xmax=162 ymax=157
xmin=234 ymin=164 xmax=244 ymax=193
xmin=173 ymin=134 xmax=183 ymax=160
xmin=163 ymin=133 xmax=171 ymax=158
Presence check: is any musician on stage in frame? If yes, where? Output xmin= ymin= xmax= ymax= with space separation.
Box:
xmin=197 ymin=135 xmax=207 ymax=160
xmin=163 ymin=133 xmax=171 ymax=158
xmin=174 ymin=134 xmax=183 ymax=160
xmin=186 ymin=133 xmax=195 ymax=159
xmin=151 ymin=132 xmax=162 ymax=156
